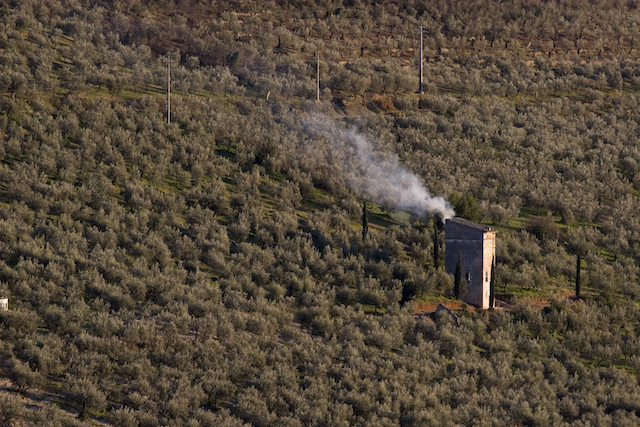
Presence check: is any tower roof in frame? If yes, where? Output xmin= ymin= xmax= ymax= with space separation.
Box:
xmin=446 ymin=217 xmax=492 ymax=232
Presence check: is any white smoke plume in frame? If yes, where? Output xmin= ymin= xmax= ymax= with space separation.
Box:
xmin=303 ymin=115 xmax=455 ymax=220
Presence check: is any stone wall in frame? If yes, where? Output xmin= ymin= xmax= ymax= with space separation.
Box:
xmin=444 ymin=218 xmax=495 ymax=309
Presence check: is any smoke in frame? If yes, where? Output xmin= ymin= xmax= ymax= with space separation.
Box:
xmin=303 ymin=115 xmax=455 ymax=220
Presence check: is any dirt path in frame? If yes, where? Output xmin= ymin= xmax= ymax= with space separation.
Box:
xmin=413 ymin=290 xmax=577 ymax=316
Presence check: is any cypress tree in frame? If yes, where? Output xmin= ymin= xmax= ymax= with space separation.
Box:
xmin=401 ymin=282 xmax=417 ymax=306
xmin=362 ymin=201 xmax=368 ymax=243
xmin=433 ymin=221 xmax=439 ymax=269
xmin=489 ymin=259 xmax=496 ymax=309
xmin=576 ymin=253 xmax=581 ymax=299
xmin=454 ymin=252 xmax=463 ymax=298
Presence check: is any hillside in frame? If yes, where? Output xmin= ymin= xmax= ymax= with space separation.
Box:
xmin=3 ymin=1 xmax=640 ymax=426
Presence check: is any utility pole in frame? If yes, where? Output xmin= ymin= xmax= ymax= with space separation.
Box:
xmin=167 ymin=55 xmax=171 ymax=124
xmin=316 ymin=52 xmax=320 ymax=101
xmin=576 ymin=253 xmax=581 ymax=299
xmin=419 ymin=26 xmax=423 ymax=94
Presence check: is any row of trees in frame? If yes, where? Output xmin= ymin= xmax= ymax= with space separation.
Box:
xmin=1 ymin=0 xmax=640 ymax=425
xmin=7 ymin=0 xmax=640 ymax=107
xmin=0 ymin=81 xmax=639 ymax=424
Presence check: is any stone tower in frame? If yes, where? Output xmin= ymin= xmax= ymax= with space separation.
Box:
xmin=444 ymin=218 xmax=495 ymax=309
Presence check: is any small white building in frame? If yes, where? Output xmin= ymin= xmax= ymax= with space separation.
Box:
xmin=0 ymin=297 xmax=8 ymax=311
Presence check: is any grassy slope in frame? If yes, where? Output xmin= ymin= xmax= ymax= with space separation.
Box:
xmin=4 ymin=2 xmax=640 ymax=424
